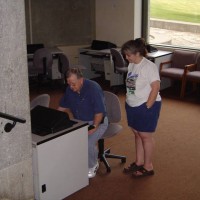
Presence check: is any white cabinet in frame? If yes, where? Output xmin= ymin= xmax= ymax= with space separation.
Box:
xmin=48 ymin=58 xmax=62 ymax=80
xmin=79 ymin=52 xmax=101 ymax=79
xmin=57 ymin=45 xmax=88 ymax=65
xmin=104 ymin=57 xmax=124 ymax=86
xmin=32 ymin=122 xmax=88 ymax=200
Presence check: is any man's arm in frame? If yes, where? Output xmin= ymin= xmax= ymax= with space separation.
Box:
xmin=57 ymin=106 xmax=66 ymax=112
xmin=57 ymin=106 xmax=74 ymax=119
xmin=88 ymin=113 xmax=103 ymax=135
xmin=93 ymin=113 xmax=104 ymax=128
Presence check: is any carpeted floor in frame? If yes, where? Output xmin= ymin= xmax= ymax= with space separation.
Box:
xmin=30 ymin=80 xmax=200 ymax=200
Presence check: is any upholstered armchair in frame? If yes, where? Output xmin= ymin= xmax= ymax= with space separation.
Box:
xmin=181 ymin=53 xmax=200 ymax=97
xmin=160 ymin=50 xmax=198 ymax=98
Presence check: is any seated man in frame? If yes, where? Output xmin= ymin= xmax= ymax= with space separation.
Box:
xmin=58 ymin=68 xmax=108 ymax=178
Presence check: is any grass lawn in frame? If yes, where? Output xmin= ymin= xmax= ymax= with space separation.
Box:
xmin=150 ymin=0 xmax=200 ymax=23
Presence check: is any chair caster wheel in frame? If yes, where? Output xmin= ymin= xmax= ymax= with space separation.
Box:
xmin=107 ymin=168 xmax=111 ymax=173
xmin=122 ymin=158 xmax=126 ymax=163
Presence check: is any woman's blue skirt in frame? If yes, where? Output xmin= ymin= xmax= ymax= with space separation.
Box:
xmin=125 ymin=101 xmax=161 ymax=132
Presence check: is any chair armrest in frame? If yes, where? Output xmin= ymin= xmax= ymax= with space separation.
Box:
xmin=160 ymin=60 xmax=172 ymax=72
xmin=185 ymin=63 xmax=197 ymax=71
xmin=183 ymin=63 xmax=197 ymax=77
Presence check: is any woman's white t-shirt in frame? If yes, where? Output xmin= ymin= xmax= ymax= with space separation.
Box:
xmin=126 ymin=57 xmax=161 ymax=107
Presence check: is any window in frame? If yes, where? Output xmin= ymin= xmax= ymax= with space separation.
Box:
xmin=143 ymin=0 xmax=200 ymax=50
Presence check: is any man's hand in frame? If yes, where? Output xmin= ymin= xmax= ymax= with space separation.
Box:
xmin=88 ymin=125 xmax=97 ymax=135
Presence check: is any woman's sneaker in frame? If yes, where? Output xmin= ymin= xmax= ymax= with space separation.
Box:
xmin=88 ymin=162 xmax=99 ymax=178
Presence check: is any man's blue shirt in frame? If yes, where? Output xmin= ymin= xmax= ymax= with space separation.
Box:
xmin=60 ymin=79 xmax=106 ymax=121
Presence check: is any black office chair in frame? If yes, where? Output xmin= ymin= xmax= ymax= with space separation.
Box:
xmin=27 ymin=44 xmax=45 ymax=78
xmin=58 ymin=53 xmax=70 ymax=86
xmin=110 ymin=48 xmax=128 ymax=74
xmin=110 ymin=48 xmax=128 ymax=92
xmin=98 ymin=91 xmax=126 ymax=172
xmin=33 ymin=48 xmax=53 ymax=88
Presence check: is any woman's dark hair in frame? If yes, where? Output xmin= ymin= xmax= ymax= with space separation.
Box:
xmin=66 ymin=67 xmax=83 ymax=79
xmin=121 ymin=38 xmax=147 ymax=57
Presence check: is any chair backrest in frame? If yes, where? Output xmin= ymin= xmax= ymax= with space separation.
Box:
xmin=30 ymin=94 xmax=50 ymax=110
xmin=33 ymin=48 xmax=53 ymax=74
xmin=58 ymin=53 xmax=70 ymax=74
xmin=196 ymin=53 xmax=200 ymax=71
xmin=104 ymin=91 xmax=121 ymax=123
xmin=27 ymin=43 xmax=44 ymax=54
xmin=172 ymin=50 xmax=197 ymax=69
xmin=110 ymin=48 xmax=127 ymax=73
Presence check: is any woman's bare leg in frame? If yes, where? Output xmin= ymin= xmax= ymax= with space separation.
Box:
xmin=132 ymin=128 xmax=144 ymax=166
xmin=138 ymin=132 xmax=154 ymax=171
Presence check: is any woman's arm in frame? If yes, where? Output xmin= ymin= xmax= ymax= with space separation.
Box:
xmin=146 ymin=80 xmax=160 ymax=109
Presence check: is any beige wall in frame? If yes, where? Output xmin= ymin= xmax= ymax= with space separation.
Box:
xmin=95 ymin=0 xmax=141 ymax=47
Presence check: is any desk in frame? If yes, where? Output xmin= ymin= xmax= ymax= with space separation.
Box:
xmin=79 ymin=48 xmax=124 ymax=87
xmin=147 ymin=50 xmax=172 ymax=90
xmin=79 ymin=48 xmax=172 ymax=90
xmin=28 ymin=47 xmax=63 ymax=80
xmin=32 ymin=121 xmax=89 ymax=200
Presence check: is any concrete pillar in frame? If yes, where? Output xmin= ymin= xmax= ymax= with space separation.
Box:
xmin=0 ymin=0 xmax=34 ymax=199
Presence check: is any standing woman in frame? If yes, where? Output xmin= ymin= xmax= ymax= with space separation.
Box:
xmin=121 ymin=38 xmax=161 ymax=177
